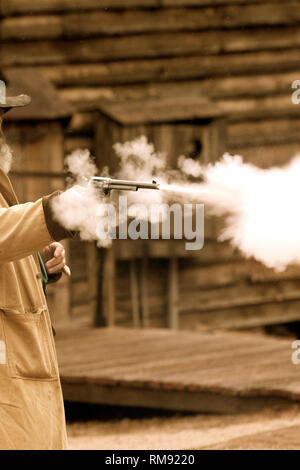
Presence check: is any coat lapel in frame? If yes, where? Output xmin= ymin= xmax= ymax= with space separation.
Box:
xmin=0 ymin=169 xmax=19 ymax=206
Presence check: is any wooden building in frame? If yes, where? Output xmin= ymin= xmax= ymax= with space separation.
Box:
xmin=1 ymin=0 xmax=300 ymax=330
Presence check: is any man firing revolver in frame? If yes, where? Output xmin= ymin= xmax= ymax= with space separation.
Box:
xmin=0 ymin=91 xmax=72 ymax=450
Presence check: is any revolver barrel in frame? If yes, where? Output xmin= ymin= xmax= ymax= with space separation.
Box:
xmin=90 ymin=176 xmax=160 ymax=193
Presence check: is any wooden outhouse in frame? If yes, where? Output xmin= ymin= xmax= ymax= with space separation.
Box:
xmin=94 ymin=96 xmax=227 ymax=329
xmin=1 ymin=67 xmax=74 ymax=326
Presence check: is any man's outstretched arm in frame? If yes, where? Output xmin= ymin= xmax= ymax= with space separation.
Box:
xmin=0 ymin=191 xmax=72 ymax=263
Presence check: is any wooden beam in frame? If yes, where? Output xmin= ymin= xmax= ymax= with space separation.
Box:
xmin=3 ymin=27 xmax=300 ymax=66
xmin=179 ymin=279 xmax=300 ymax=313
xmin=181 ymin=299 xmax=300 ymax=330
xmin=60 ymin=381 xmax=293 ymax=414
xmin=228 ymin=118 xmax=300 ymax=148
xmin=39 ymin=49 xmax=300 ymax=87
xmin=58 ymin=85 xmax=299 ymax=119
xmin=0 ymin=0 xmax=289 ymax=17
xmin=57 ymin=70 xmax=300 ymax=102
xmin=0 ymin=0 xmax=158 ymax=15
xmin=3 ymin=4 xmax=300 ymax=40
xmin=180 ymin=260 xmax=300 ymax=289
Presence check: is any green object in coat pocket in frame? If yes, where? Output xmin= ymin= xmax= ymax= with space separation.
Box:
xmin=37 ymin=252 xmax=48 ymax=295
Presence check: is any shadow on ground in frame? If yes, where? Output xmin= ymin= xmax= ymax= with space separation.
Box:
xmin=65 ymin=401 xmax=195 ymax=423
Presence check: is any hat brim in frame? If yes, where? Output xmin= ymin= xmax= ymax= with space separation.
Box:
xmin=0 ymin=94 xmax=31 ymax=112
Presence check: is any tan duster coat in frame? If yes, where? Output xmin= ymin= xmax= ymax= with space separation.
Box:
xmin=0 ymin=168 xmax=70 ymax=450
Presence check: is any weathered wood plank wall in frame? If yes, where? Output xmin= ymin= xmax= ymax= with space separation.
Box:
xmin=1 ymin=0 xmax=298 ymax=164
xmin=2 ymin=0 xmax=300 ymax=329
xmin=2 ymin=0 xmax=299 ymax=161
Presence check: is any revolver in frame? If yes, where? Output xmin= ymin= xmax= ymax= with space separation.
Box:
xmin=89 ymin=176 xmax=160 ymax=195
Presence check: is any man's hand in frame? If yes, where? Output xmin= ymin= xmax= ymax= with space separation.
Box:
xmin=41 ymin=242 xmax=71 ymax=277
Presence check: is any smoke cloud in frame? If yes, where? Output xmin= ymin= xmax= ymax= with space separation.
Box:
xmin=113 ymin=136 xmax=169 ymax=213
xmin=51 ymin=149 xmax=111 ymax=246
xmin=166 ymin=152 xmax=300 ymax=272
xmin=51 ymin=138 xmax=175 ymax=243
xmin=50 ymin=137 xmax=300 ymax=272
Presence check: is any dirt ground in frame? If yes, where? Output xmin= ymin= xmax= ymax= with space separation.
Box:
xmin=66 ymin=403 xmax=300 ymax=450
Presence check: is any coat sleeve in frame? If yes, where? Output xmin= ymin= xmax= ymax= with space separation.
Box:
xmin=0 ymin=191 xmax=73 ymax=263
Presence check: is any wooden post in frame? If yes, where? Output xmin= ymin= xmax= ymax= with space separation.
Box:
xmin=94 ymin=247 xmax=106 ymax=327
xmin=140 ymin=255 xmax=149 ymax=328
xmin=94 ymin=245 xmax=115 ymax=327
xmin=167 ymin=257 xmax=179 ymax=330
xmin=130 ymin=259 xmax=140 ymax=328
xmin=104 ymin=244 xmax=116 ymax=327
xmin=87 ymin=242 xmax=99 ymax=324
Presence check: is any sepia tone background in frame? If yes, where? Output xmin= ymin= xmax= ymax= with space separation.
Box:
xmin=2 ymin=0 xmax=300 ymax=449
xmin=2 ymin=0 xmax=300 ymax=334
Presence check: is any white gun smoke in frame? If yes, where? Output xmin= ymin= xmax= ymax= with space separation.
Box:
xmin=113 ymin=136 xmax=170 ymax=221
xmin=51 ymin=137 xmax=300 ymax=271
xmin=163 ymin=153 xmax=300 ymax=272
xmin=51 ymin=149 xmax=111 ymax=246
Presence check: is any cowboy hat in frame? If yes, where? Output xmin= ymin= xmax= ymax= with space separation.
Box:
xmin=0 ymin=94 xmax=31 ymax=113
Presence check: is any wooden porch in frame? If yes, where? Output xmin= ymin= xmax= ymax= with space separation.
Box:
xmin=56 ymin=326 xmax=300 ymax=414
